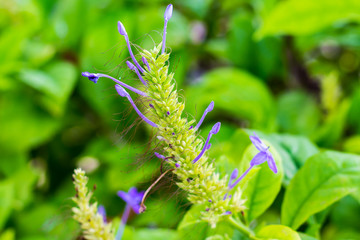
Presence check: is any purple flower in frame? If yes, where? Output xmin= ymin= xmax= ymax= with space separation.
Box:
xmin=82 ymin=72 xmax=99 ymax=83
xmin=117 ymin=187 xmax=144 ymax=214
xmin=162 ymin=4 xmax=173 ymax=54
xmin=142 ymin=56 xmax=151 ymax=71
xmin=98 ymin=205 xmax=107 ymax=223
xmin=195 ymin=101 xmax=214 ymax=130
xmin=117 ymin=21 xmax=145 ymax=73
xmin=126 ymin=61 xmax=147 ymax=86
xmin=115 ymin=84 xmax=158 ymax=128
xmin=228 ymin=133 xmax=278 ymax=190
xmin=249 ymin=133 xmax=277 ymax=174
xmin=175 ymin=163 xmax=180 ymax=168
xmin=154 ymin=152 xmax=165 ymax=159
xmin=82 ymin=72 xmax=147 ymax=97
xmin=192 ymin=122 xmax=221 ymax=164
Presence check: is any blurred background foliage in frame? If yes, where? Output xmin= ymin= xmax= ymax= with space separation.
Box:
xmin=0 ymin=0 xmax=360 ymax=239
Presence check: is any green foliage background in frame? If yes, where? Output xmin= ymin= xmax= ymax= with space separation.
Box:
xmin=0 ymin=0 xmax=360 ymax=239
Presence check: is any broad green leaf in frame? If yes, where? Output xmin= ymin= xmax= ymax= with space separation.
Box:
xmin=177 ymin=205 xmax=234 ymax=240
xmin=313 ymin=100 xmax=350 ymax=147
xmin=19 ymin=61 xmax=77 ymax=116
xmin=298 ymin=233 xmax=318 ymax=240
xmin=134 ymin=228 xmax=177 ymax=240
xmin=0 ymin=181 xmax=14 ymax=230
xmin=0 ymin=92 xmax=60 ymax=152
xmin=238 ymin=139 xmax=283 ymax=223
xmin=186 ymin=68 xmax=276 ymax=131
xmin=257 ymin=225 xmax=301 ymax=240
xmin=256 ymin=0 xmax=360 ymax=38
xmin=344 ymin=135 xmax=360 ymax=154
xmin=277 ymin=91 xmax=321 ymax=137
xmin=270 ymin=134 xmax=319 ymax=167
xmin=0 ymin=229 xmax=15 ymax=240
xmin=281 ymin=151 xmax=360 ymax=229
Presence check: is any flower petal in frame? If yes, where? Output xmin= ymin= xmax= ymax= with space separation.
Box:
xmin=250 ymin=133 xmax=268 ymax=152
xmin=266 ymin=152 xmax=278 ymax=174
xmin=250 ymin=151 xmax=267 ymax=166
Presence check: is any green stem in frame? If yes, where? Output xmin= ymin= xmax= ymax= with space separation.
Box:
xmin=227 ymin=217 xmax=255 ymax=239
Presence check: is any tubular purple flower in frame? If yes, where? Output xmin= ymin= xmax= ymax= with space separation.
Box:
xmin=116 ymin=187 xmax=144 ymax=240
xmin=228 ymin=166 xmax=253 ymax=190
xmin=126 ymin=61 xmax=147 ymax=86
xmin=82 ymin=72 xmax=147 ymax=97
xmin=117 ymin=21 xmax=145 ymax=73
xmin=192 ymin=122 xmax=221 ymax=164
xmin=142 ymin=56 xmax=151 ymax=71
xmin=154 ymin=152 xmax=165 ymax=159
xmin=161 ymin=4 xmax=173 ymax=54
xmin=115 ymin=85 xmax=158 ymax=128
xmin=97 ymin=205 xmax=107 ymax=223
xmin=175 ymin=163 xmax=180 ymax=168
xmin=249 ymin=133 xmax=278 ymax=174
xmin=228 ymin=134 xmax=278 ymax=190
xmin=195 ymin=101 xmax=214 ymax=130
xmin=228 ymin=168 xmax=238 ymax=187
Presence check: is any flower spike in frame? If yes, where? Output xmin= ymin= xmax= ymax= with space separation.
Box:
xmin=192 ymin=122 xmax=221 ymax=164
xmin=162 ymin=4 xmax=173 ymax=54
xmin=195 ymin=101 xmax=214 ymax=130
xmin=115 ymin=85 xmax=158 ymax=128
xmin=117 ymin=21 xmax=145 ymax=73
xmin=142 ymin=56 xmax=151 ymax=71
xmin=82 ymin=72 xmax=147 ymax=97
xmin=126 ymin=61 xmax=147 ymax=86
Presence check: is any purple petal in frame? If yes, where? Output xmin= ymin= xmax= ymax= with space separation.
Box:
xmin=230 ymin=168 xmax=238 ymax=180
xmin=117 ymin=191 xmax=130 ymax=203
xmin=117 ymin=21 xmax=127 ymax=36
xmin=115 ymin=84 xmax=129 ymax=97
xmin=164 ymin=4 xmax=173 ymax=20
xmin=98 ymin=205 xmax=107 ymax=222
xmin=250 ymin=151 xmax=267 ymax=166
xmin=210 ymin=122 xmax=221 ymax=134
xmin=224 ymin=211 xmax=232 ymax=215
xmin=175 ymin=163 xmax=180 ymax=168
xmin=250 ymin=133 xmax=268 ymax=152
xmin=195 ymin=101 xmax=215 ymax=130
xmin=126 ymin=61 xmax=137 ymax=71
xmin=154 ymin=152 xmax=165 ymax=159
xmin=82 ymin=72 xmax=99 ymax=83
xmin=266 ymin=151 xmax=278 ymax=174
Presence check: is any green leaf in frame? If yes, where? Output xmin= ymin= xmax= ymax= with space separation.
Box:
xmin=298 ymin=232 xmax=318 ymax=240
xmin=19 ymin=61 xmax=78 ymax=116
xmin=256 ymin=0 xmax=360 ymax=38
xmin=281 ymin=151 xmax=360 ymax=229
xmin=314 ymin=100 xmax=350 ymax=147
xmin=270 ymin=134 xmax=319 ymax=167
xmin=134 ymin=228 xmax=177 ymax=240
xmin=177 ymin=205 xmax=234 ymax=240
xmin=0 ymin=92 xmax=60 ymax=152
xmin=277 ymin=91 xmax=321 ymax=137
xmin=0 ymin=181 xmax=14 ymax=230
xmin=256 ymin=225 xmax=301 ymax=240
xmin=238 ymin=139 xmax=283 ymax=223
xmin=186 ymin=68 xmax=276 ymax=131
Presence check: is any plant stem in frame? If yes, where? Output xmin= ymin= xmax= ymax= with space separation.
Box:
xmin=227 ymin=217 xmax=255 ymax=239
